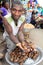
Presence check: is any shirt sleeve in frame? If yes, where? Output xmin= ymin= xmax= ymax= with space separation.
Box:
xmin=1 ymin=7 xmax=7 ymax=16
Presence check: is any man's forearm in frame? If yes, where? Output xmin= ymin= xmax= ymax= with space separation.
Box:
xmin=9 ymin=33 xmax=20 ymax=44
xmin=18 ymin=31 xmax=25 ymax=43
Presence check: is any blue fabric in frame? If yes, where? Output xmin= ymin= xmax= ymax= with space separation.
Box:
xmin=0 ymin=7 xmax=7 ymax=16
xmin=0 ymin=7 xmax=7 ymax=24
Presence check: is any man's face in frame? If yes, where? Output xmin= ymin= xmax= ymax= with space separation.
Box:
xmin=5 ymin=2 xmax=10 ymax=9
xmin=11 ymin=4 xmax=23 ymax=21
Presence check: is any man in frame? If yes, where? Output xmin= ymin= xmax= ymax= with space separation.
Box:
xmin=2 ymin=1 xmax=10 ymax=13
xmin=0 ymin=1 xmax=28 ymax=52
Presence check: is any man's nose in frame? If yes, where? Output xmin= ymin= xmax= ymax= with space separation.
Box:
xmin=16 ymin=11 xmax=19 ymax=16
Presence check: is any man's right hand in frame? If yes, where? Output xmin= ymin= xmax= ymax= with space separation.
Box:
xmin=16 ymin=43 xmax=25 ymax=51
xmin=16 ymin=42 xmax=30 ymax=52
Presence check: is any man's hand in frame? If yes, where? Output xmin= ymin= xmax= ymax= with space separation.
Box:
xmin=16 ymin=42 xmax=30 ymax=52
xmin=16 ymin=43 xmax=25 ymax=51
xmin=21 ymin=42 xmax=30 ymax=52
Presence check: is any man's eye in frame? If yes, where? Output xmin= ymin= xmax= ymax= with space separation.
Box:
xmin=12 ymin=9 xmax=16 ymax=11
xmin=19 ymin=10 xmax=22 ymax=12
xmin=13 ymin=9 xmax=16 ymax=11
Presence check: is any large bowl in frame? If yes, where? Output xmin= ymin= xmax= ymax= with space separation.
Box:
xmin=5 ymin=46 xmax=43 ymax=65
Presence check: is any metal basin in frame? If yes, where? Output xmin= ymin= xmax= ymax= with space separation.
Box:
xmin=5 ymin=46 xmax=43 ymax=65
